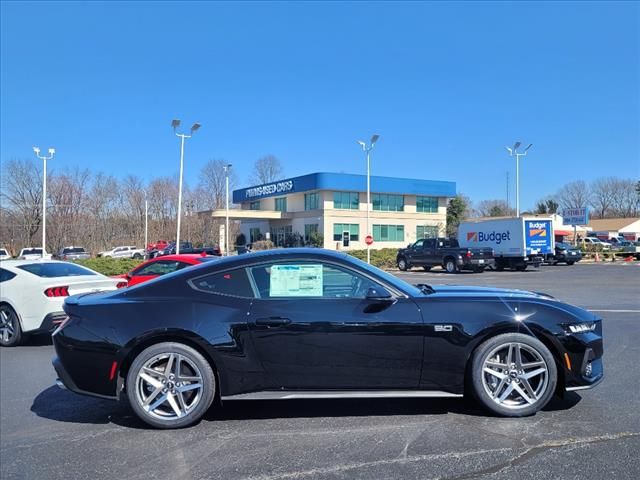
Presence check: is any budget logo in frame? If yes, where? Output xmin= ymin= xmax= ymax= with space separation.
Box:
xmin=466 ymin=232 xmax=478 ymax=242
xmin=528 ymin=228 xmax=547 ymax=238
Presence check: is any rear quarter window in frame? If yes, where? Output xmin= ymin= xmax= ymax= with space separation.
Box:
xmin=17 ymin=262 xmax=97 ymax=278
xmin=0 ymin=268 xmax=16 ymax=282
xmin=190 ymin=268 xmax=254 ymax=298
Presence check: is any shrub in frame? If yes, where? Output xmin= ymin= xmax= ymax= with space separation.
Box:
xmin=251 ymin=240 xmax=276 ymax=251
xmin=74 ymin=257 xmax=143 ymax=276
xmin=347 ymin=248 xmax=398 ymax=269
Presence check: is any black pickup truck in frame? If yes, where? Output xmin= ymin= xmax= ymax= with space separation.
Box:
xmin=396 ymin=237 xmax=494 ymax=273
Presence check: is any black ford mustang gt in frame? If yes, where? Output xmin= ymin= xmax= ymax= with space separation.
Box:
xmin=52 ymin=248 xmax=603 ymax=429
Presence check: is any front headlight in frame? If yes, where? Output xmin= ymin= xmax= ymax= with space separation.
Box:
xmin=567 ymin=322 xmax=596 ymax=334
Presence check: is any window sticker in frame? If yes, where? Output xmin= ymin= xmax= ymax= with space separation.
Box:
xmin=269 ymin=264 xmax=323 ymax=297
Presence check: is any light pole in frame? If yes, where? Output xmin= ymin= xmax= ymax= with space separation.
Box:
xmin=223 ymin=164 xmax=232 ymax=256
xmin=144 ymin=195 xmax=148 ymax=251
xmin=357 ymin=134 xmax=380 ymax=264
xmin=505 ymin=142 xmax=533 ymax=217
xmin=33 ymin=146 xmax=55 ymax=257
xmin=172 ymin=119 xmax=201 ymax=254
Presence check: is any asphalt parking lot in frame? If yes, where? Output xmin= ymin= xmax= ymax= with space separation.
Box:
xmin=1 ymin=263 xmax=639 ymax=480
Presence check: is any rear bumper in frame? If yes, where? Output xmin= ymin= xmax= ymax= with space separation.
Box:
xmin=52 ymin=355 xmax=117 ymax=400
xmin=32 ymin=311 xmax=67 ymax=334
xmin=459 ymin=258 xmax=495 ymax=269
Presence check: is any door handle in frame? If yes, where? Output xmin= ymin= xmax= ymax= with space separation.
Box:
xmin=255 ymin=317 xmax=291 ymax=327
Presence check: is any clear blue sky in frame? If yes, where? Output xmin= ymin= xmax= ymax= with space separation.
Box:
xmin=1 ymin=1 xmax=638 ymax=209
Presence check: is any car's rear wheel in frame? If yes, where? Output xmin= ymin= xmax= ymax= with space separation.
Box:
xmin=423 ymin=266 xmax=431 ymax=271
xmin=444 ymin=258 xmax=458 ymax=273
xmin=0 ymin=304 xmax=22 ymax=347
xmin=397 ymin=257 xmax=409 ymax=271
xmin=132 ymin=253 xmax=143 ymax=259
xmin=127 ymin=342 xmax=216 ymax=429
xmin=471 ymin=333 xmax=557 ymax=417
xmin=567 ymin=261 xmax=575 ymax=265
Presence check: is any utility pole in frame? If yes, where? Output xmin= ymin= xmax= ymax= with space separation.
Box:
xmin=505 ymin=142 xmax=533 ymax=217
xmin=357 ymin=134 xmax=380 ymax=264
xmin=33 ymin=147 xmax=55 ymax=257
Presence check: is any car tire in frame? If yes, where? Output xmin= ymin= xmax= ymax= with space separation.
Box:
xmin=132 ymin=253 xmax=143 ymax=260
xmin=0 ymin=304 xmax=23 ymax=347
xmin=126 ymin=342 xmax=216 ymax=429
xmin=471 ymin=333 xmax=557 ymax=417
xmin=567 ymin=261 xmax=574 ymax=266
xmin=423 ymin=266 xmax=431 ymax=271
xmin=444 ymin=258 xmax=458 ymax=274
xmin=515 ymin=265 xmax=527 ymax=271
xmin=397 ymin=257 xmax=409 ymax=271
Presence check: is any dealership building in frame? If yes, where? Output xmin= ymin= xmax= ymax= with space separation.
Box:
xmin=209 ymin=172 xmax=456 ymax=250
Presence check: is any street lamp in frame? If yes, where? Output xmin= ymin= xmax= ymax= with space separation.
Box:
xmin=357 ymin=134 xmax=380 ymax=264
xmin=33 ymin=146 xmax=55 ymax=258
xmin=172 ymin=119 xmax=201 ymax=254
xmin=504 ymin=142 xmax=533 ymax=217
xmin=223 ymin=164 xmax=232 ymax=256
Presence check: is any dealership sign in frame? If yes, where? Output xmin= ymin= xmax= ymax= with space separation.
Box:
xmin=245 ymin=180 xmax=294 ymax=199
xmin=562 ymin=207 xmax=589 ymax=226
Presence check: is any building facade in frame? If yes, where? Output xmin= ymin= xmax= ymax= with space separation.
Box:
xmin=211 ymin=172 xmax=456 ymax=250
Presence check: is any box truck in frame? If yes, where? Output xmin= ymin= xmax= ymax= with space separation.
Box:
xmin=458 ymin=217 xmax=554 ymax=271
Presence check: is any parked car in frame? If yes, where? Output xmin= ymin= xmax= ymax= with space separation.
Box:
xmin=18 ymin=248 xmax=52 ymax=260
xmin=53 ymin=248 xmax=603 ymax=429
xmin=145 ymin=240 xmax=170 ymax=258
xmin=582 ymin=237 xmax=611 ymax=251
xmin=547 ymin=242 xmax=582 ymax=265
xmin=55 ymin=246 xmax=91 ymax=261
xmin=0 ymin=248 xmax=10 ymax=261
xmin=115 ymin=254 xmax=218 ymax=287
xmin=156 ymin=242 xmax=221 ymax=257
xmin=0 ymin=260 xmax=126 ymax=347
xmin=98 ymin=246 xmax=145 ymax=259
xmin=397 ymin=237 xmax=494 ymax=273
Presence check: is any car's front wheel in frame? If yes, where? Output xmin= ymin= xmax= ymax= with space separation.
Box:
xmin=471 ymin=333 xmax=557 ymax=417
xmin=0 ymin=304 xmax=22 ymax=347
xmin=397 ymin=257 xmax=409 ymax=271
xmin=126 ymin=342 xmax=216 ymax=429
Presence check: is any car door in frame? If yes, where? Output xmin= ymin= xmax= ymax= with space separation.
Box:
xmin=246 ymin=259 xmax=424 ymax=390
xmin=410 ymin=239 xmax=426 ymax=266
xmin=423 ymin=238 xmax=437 ymax=265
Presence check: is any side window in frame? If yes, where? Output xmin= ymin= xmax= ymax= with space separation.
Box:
xmin=0 ymin=268 xmax=16 ymax=283
xmin=413 ymin=239 xmax=424 ymax=249
xmin=133 ymin=261 xmax=182 ymax=276
xmin=190 ymin=268 xmax=254 ymax=298
xmin=424 ymin=239 xmax=436 ymax=249
xmin=248 ymin=262 xmax=378 ymax=299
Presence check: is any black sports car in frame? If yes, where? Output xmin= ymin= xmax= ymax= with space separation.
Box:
xmin=52 ymin=248 xmax=603 ymax=429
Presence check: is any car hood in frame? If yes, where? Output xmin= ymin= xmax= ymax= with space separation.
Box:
xmin=425 ymin=284 xmax=555 ymax=300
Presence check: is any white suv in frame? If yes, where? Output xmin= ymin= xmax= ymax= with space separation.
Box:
xmin=0 ymin=248 xmax=11 ymax=261
xmin=18 ymin=248 xmax=52 ymax=260
xmin=97 ymin=246 xmax=145 ymax=259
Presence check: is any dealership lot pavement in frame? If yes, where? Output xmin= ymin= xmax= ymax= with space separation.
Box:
xmin=1 ymin=263 xmax=639 ymax=479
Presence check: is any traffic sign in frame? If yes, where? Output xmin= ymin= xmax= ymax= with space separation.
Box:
xmin=365 ymin=235 xmax=373 ymax=246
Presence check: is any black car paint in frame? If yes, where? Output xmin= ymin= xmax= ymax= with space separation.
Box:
xmin=53 ymin=248 xmax=603 ymax=401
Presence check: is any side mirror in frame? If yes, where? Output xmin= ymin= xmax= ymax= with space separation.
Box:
xmin=365 ymin=286 xmax=393 ymax=300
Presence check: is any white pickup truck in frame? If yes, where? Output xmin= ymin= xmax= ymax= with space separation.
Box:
xmin=97 ymin=246 xmax=145 ymax=259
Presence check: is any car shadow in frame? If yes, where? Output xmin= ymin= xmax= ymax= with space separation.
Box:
xmin=32 ymin=386 xmax=582 ymax=428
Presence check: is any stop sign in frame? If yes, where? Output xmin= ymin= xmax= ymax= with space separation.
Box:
xmin=365 ymin=235 xmax=373 ymax=246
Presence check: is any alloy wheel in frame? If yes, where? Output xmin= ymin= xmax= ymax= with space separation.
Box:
xmin=134 ymin=353 xmax=204 ymax=420
xmin=0 ymin=308 xmax=16 ymax=344
xmin=481 ymin=342 xmax=549 ymax=409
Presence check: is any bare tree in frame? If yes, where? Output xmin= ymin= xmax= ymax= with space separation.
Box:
xmin=556 ymin=181 xmax=590 ymax=210
xmin=474 ymin=199 xmax=514 ymax=217
xmin=610 ymin=178 xmax=639 ymax=218
xmin=0 ymin=159 xmax=43 ymax=248
xmin=249 ymin=155 xmax=284 ymax=185
xmin=589 ymin=177 xmax=617 ymax=218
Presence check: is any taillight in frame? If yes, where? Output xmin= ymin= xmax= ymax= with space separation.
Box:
xmin=466 ymin=251 xmax=473 ymax=258
xmin=116 ymin=281 xmax=127 ymax=289
xmin=44 ymin=286 xmax=70 ymax=297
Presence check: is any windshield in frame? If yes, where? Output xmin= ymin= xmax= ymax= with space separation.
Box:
xmin=21 ymin=248 xmax=43 ymax=255
xmin=556 ymin=243 xmax=569 ymax=249
xmin=347 ymin=254 xmax=423 ymax=296
xmin=63 ymin=247 xmax=86 ymax=254
xmin=0 ymin=249 xmax=8 ymax=255
xmin=17 ymin=262 xmax=98 ymax=278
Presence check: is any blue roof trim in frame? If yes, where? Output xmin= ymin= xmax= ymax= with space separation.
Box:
xmin=233 ymin=172 xmax=456 ymax=203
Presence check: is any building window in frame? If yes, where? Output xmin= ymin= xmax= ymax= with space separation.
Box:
xmin=333 ymin=223 xmax=359 ymax=241
xmin=417 ymin=225 xmax=439 ymax=239
xmin=372 ymin=193 xmax=404 ymax=212
xmin=304 ymin=224 xmax=319 ymax=242
xmin=373 ymin=224 xmax=405 ymax=242
xmin=305 ymin=192 xmax=320 ymax=210
xmin=333 ymin=191 xmax=359 ymax=210
xmin=249 ymin=228 xmax=261 ymax=243
xmin=275 ymin=197 xmax=287 ymax=212
xmin=416 ymin=196 xmax=438 ymax=213
xmin=249 ymin=201 xmax=261 ymax=210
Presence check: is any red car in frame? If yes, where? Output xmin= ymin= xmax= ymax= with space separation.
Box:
xmin=116 ymin=254 xmax=217 ymax=287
